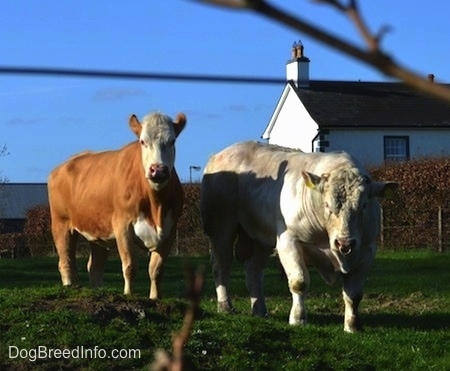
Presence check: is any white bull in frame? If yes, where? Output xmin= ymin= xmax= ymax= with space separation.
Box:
xmin=201 ymin=141 xmax=397 ymax=332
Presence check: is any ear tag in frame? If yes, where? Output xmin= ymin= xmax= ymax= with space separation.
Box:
xmin=304 ymin=177 xmax=316 ymax=189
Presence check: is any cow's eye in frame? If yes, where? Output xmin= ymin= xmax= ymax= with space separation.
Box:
xmin=139 ymin=139 xmax=145 ymax=146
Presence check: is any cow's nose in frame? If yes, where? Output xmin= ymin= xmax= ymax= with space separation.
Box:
xmin=334 ymin=238 xmax=355 ymax=255
xmin=149 ymin=164 xmax=169 ymax=182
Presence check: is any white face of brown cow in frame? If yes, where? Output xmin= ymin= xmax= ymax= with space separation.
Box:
xmin=302 ymin=169 xmax=397 ymax=273
xmin=129 ymin=112 xmax=186 ymax=190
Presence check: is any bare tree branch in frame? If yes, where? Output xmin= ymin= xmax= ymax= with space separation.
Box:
xmin=170 ymin=265 xmax=204 ymax=371
xmin=150 ymin=265 xmax=205 ymax=371
xmin=194 ymin=0 xmax=245 ymax=7
xmin=0 ymin=145 xmax=9 ymax=158
xmin=194 ymin=0 xmax=450 ymax=103
xmin=312 ymin=0 xmax=346 ymax=12
xmin=314 ymin=0 xmax=380 ymax=51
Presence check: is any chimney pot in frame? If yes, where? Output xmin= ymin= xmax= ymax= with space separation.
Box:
xmin=291 ymin=42 xmax=298 ymax=59
xmin=296 ymin=44 xmax=304 ymax=59
xmin=286 ymin=41 xmax=310 ymax=88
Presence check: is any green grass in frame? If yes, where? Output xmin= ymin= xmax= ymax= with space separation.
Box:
xmin=0 ymin=251 xmax=449 ymax=370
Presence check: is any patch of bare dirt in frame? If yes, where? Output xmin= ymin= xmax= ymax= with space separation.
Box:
xmin=29 ymin=291 xmax=187 ymax=325
xmin=364 ymin=291 xmax=442 ymax=314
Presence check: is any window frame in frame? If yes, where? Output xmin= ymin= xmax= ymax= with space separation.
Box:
xmin=383 ymin=135 xmax=410 ymax=162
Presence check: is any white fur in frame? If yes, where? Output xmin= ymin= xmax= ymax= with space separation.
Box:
xmin=139 ymin=113 xmax=176 ymax=182
xmin=202 ymin=141 xmax=393 ymax=332
xmin=133 ymin=211 xmax=173 ymax=249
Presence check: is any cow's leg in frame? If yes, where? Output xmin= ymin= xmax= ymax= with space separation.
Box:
xmin=52 ymin=222 xmax=79 ymax=286
xmin=342 ymin=274 xmax=364 ymax=333
xmin=245 ymin=242 xmax=270 ymax=317
xmin=115 ymin=230 xmax=136 ymax=295
xmin=148 ymin=250 xmax=164 ymax=299
xmin=148 ymin=228 xmax=176 ymax=299
xmin=87 ymin=243 xmax=109 ymax=288
xmin=201 ymin=173 xmax=239 ymax=313
xmin=276 ymin=234 xmax=309 ymax=325
xmin=342 ymin=251 xmax=374 ymax=333
xmin=209 ymin=227 xmax=237 ymax=313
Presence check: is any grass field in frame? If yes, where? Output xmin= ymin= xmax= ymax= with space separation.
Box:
xmin=0 ymin=250 xmax=449 ymax=370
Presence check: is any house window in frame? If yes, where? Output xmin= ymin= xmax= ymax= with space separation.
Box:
xmin=384 ymin=136 xmax=409 ymax=162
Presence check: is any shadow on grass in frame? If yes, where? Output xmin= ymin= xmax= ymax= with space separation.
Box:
xmin=306 ymin=312 xmax=450 ymax=331
xmin=363 ymin=312 xmax=450 ymax=331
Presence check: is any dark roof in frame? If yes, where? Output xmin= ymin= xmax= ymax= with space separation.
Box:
xmin=0 ymin=183 xmax=48 ymax=219
xmin=293 ymin=80 xmax=450 ymax=128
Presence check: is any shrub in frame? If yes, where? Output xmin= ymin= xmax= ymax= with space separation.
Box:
xmin=177 ymin=183 xmax=209 ymax=255
xmin=23 ymin=205 xmax=54 ymax=256
xmin=370 ymin=157 xmax=450 ymax=251
xmin=0 ymin=233 xmax=28 ymax=258
xmin=19 ymin=158 xmax=450 ymax=257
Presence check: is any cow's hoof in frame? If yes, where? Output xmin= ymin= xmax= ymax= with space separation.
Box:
xmin=217 ymin=300 xmax=235 ymax=313
xmin=344 ymin=324 xmax=363 ymax=333
xmin=344 ymin=318 xmax=363 ymax=333
xmin=289 ymin=314 xmax=307 ymax=326
xmin=251 ymin=299 xmax=268 ymax=318
xmin=253 ymin=311 xmax=269 ymax=318
xmin=289 ymin=319 xmax=307 ymax=326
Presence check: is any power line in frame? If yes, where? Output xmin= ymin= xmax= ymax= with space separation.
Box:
xmin=0 ymin=66 xmax=285 ymax=85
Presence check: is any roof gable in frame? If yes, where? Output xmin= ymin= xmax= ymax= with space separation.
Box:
xmin=262 ymin=83 xmax=293 ymax=139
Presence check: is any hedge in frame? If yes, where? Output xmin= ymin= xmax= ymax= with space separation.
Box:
xmin=370 ymin=156 xmax=450 ymax=251
xmin=1 ymin=156 xmax=449 ymax=257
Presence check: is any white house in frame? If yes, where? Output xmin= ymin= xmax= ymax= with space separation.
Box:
xmin=262 ymin=42 xmax=450 ymax=166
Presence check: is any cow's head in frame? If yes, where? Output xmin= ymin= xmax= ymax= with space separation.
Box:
xmin=302 ymin=168 xmax=397 ymax=273
xmin=129 ymin=111 xmax=186 ymax=190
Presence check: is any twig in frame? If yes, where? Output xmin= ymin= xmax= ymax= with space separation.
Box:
xmin=192 ymin=0 xmax=245 ymax=7
xmin=314 ymin=0 xmax=380 ymax=51
xmin=150 ymin=265 xmax=205 ymax=371
xmin=194 ymin=0 xmax=450 ymax=104
xmin=171 ymin=265 xmax=204 ymax=370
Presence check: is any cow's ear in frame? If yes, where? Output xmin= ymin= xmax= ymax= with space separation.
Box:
xmin=129 ymin=114 xmax=142 ymax=137
xmin=173 ymin=113 xmax=186 ymax=137
xmin=302 ymin=171 xmax=324 ymax=190
xmin=371 ymin=182 xmax=398 ymax=198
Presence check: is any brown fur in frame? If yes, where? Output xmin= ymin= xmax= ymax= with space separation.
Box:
xmin=49 ymin=142 xmax=182 ymax=238
xmin=48 ymin=113 xmax=185 ymax=298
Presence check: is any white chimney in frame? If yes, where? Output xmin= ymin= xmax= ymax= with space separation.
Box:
xmin=286 ymin=40 xmax=310 ymax=88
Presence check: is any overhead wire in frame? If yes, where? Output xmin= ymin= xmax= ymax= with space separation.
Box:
xmin=0 ymin=66 xmax=285 ymax=85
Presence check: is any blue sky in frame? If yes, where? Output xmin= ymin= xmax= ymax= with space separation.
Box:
xmin=1 ymin=1 xmax=449 ymax=183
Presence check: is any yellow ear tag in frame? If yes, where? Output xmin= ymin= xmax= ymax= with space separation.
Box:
xmin=302 ymin=171 xmax=319 ymax=189
xmin=304 ymin=177 xmax=316 ymax=189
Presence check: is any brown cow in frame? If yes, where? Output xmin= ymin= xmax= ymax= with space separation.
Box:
xmin=48 ymin=111 xmax=186 ymax=298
